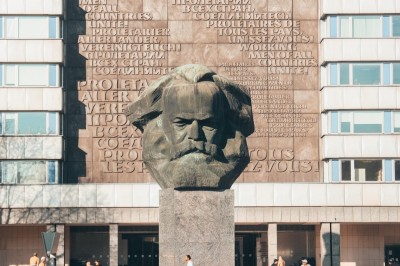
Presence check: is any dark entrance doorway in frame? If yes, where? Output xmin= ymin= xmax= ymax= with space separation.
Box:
xmin=385 ymin=245 xmax=400 ymax=265
xmin=235 ymin=234 xmax=258 ymax=266
xmin=119 ymin=226 xmax=159 ymax=266
xmin=70 ymin=226 xmax=110 ymax=266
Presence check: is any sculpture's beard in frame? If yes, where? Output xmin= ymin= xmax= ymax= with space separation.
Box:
xmin=142 ymin=119 xmax=250 ymax=189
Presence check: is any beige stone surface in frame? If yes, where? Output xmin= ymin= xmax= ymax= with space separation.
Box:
xmin=66 ymin=0 xmax=320 ymax=183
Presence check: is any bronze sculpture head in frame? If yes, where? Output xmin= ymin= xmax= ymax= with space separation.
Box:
xmin=125 ymin=64 xmax=254 ymax=189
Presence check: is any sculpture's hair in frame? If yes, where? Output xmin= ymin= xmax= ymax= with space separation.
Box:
xmin=125 ymin=64 xmax=254 ymax=136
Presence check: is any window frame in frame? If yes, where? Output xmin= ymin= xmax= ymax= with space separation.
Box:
xmin=0 ymin=160 xmax=59 ymax=184
xmin=1 ymin=16 xmax=60 ymax=39
xmin=328 ymin=63 xmax=400 ymax=86
xmin=327 ymin=15 xmax=400 ymax=38
xmin=329 ymin=111 xmax=400 ymax=134
xmin=331 ymin=159 xmax=385 ymax=182
xmin=0 ymin=64 xmax=60 ymax=87
xmin=0 ymin=112 xmax=60 ymax=136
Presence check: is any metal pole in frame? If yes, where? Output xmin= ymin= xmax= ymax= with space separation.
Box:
xmin=329 ymin=223 xmax=333 ymax=266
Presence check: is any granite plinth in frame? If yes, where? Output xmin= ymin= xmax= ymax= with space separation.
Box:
xmin=159 ymin=189 xmax=234 ymax=266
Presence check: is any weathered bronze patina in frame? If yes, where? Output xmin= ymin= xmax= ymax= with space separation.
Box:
xmin=125 ymin=64 xmax=254 ymax=189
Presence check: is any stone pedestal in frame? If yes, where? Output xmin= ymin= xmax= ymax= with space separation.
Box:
xmin=159 ymin=189 xmax=234 ymax=266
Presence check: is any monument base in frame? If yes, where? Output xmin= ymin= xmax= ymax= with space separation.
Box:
xmin=159 ymin=188 xmax=234 ymax=266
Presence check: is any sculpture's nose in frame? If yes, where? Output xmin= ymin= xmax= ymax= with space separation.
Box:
xmin=188 ymin=120 xmax=201 ymax=140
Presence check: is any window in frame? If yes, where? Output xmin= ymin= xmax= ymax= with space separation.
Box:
xmin=352 ymin=16 xmax=380 ymax=37
xmin=0 ymin=160 xmax=58 ymax=184
xmin=394 ymin=63 xmax=400 ymax=84
xmin=395 ymin=161 xmax=400 ymax=181
xmin=353 ymin=111 xmax=382 ymax=133
xmin=328 ymin=63 xmax=399 ymax=86
xmin=1 ymin=16 xmax=60 ymax=39
xmin=331 ymin=111 xmax=386 ymax=134
xmin=0 ymin=112 xmax=59 ymax=135
xmin=331 ymin=159 xmax=383 ymax=182
xmin=328 ymin=15 xmax=399 ymax=38
xmin=353 ymin=64 xmax=380 ymax=85
xmin=0 ymin=64 xmax=59 ymax=87
xmin=393 ymin=16 xmax=400 ymax=37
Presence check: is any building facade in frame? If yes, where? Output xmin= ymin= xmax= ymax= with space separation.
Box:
xmin=0 ymin=0 xmax=399 ymax=265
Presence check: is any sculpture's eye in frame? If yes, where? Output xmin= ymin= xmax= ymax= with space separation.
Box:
xmin=201 ymin=118 xmax=217 ymax=131
xmin=172 ymin=118 xmax=190 ymax=128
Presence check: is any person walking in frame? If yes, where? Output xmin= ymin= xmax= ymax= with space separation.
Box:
xmin=277 ymin=256 xmax=285 ymax=266
xmin=184 ymin=255 xmax=193 ymax=266
xmin=29 ymin=252 xmax=39 ymax=266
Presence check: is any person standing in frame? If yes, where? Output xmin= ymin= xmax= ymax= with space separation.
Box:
xmin=184 ymin=255 xmax=193 ymax=266
xmin=38 ymin=257 xmax=46 ymax=266
xmin=271 ymin=258 xmax=278 ymax=266
xmin=29 ymin=252 xmax=39 ymax=266
xmin=301 ymin=259 xmax=311 ymax=266
xmin=277 ymin=256 xmax=285 ymax=266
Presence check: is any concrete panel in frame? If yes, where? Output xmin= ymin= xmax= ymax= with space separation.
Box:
xmin=25 ymin=0 xmax=44 ymax=14
xmin=321 ymin=87 xmax=343 ymax=110
xmin=273 ymin=183 xmax=292 ymax=206
xmin=322 ymin=136 xmax=344 ymax=159
xmin=342 ymin=39 xmax=361 ymax=61
xmin=363 ymin=184 xmax=381 ymax=206
xmin=321 ymin=39 xmax=398 ymax=64
xmin=0 ymin=1 xmax=7 ymax=13
xmin=25 ymin=40 xmax=44 ymax=62
xmin=132 ymin=184 xmax=151 ymax=207
xmin=43 ymin=88 xmax=63 ymax=111
xmin=78 ymin=185 xmax=97 ymax=207
xmin=379 ymin=87 xmax=397 ymax=108
xmin=42 ymin=137 xmax=63 ymax=159
xmin=60 ymin=185 xmax=79 ymax=207
xmin=114 ymin=184 xmax=133 ymax=207
xmin=7 ymin=137 xmax=25 ymax=159
xmin=8 ymin=186 xmax=25 ymax=208
xmin=43 ymin=185 xmax=61 ymax=207
xmin=360 ymin=39 xmax=378 ymax=61
xmin=0 ymin=41 xmax=8 ymax=61
xmin=7 ymin=40 xmax=25 ymax=62
xmin=379 ymin=136 xmax=397 ymax=157
xmin=360 ymin=87 xmax=379 ymax=109
xmin=343 ymin=87 xmax=361 ymax=109
xmin=25 ymin=185 xmax=43 ymax=207
xmin=361 ymin=135 xmax=380 ymax=157
xmin=309 ymin=184 xmax=327 ymax=206
xmin=343 ymin=136 xmax=362 ymax=158
xmin=378 ymin=39 xmax=396 ymax=61
xmin=291 ymin=184 xmax=310 ymax=206
xmin=237 ymin=183 xmax=256 ymax=206
xmin=344 ymin=184 xmax=363 ymax=206
xmin=24 ymin=137 xmax=43 ymax=158
xmin=7 ymin=0 xmax=25 ymax=14
xmin=381 ymin=185 xmax=399 ymax=206
xmin=0 ymin=89 xmax=6 ymax=109
xmin=96 ymin=184 xmax=115 ymax=207
xmin=327 ymin=184 xmax=345 ymax=206
xmin=255 ymin=183 xmax=274 ymax=206
xmin=25 ymin=88 xmax=43 ymax=110
xmin=0 ymin=187 xmax=8 ymax=208
xmin=0 ymin=138 xmax=6 ymax=159
xmin=8 ymin=88 xmax=26 ymax=110
xmin=149 ymin=184 xmax=160 ymax=207
xmin=43 ymin=0 xmax=63 ymax=14
xmin=43 ymin=40 xmax=63 ymax=62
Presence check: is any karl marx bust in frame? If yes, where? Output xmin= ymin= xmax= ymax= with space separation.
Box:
xmin=125 ymin=64 xmax=254 ymax=189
